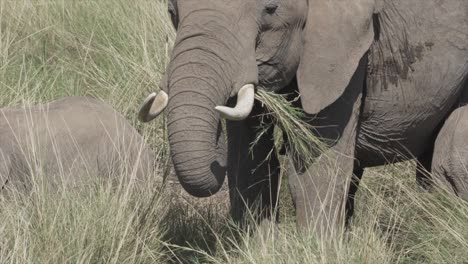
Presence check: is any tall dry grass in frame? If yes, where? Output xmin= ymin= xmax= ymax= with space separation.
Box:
xmin=0 ymin=0 xmax=175 ymax=262
xmin=0 ymin=0 xmax=174 ymax=153
xmin=0 ymin=0 xmax=468 ymax=263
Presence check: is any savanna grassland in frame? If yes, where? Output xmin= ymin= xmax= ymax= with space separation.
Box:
xmin=1 ymin=0 xmax=468 ymax=263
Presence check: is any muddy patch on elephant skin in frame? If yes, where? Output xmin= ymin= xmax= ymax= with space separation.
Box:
xmin=368 ymin=38 xmax=429 ymax=91
xmin=397 ymin=42 xmax=425 ymax=80
xmin=425 ymin=41 xmax=435 ymax=50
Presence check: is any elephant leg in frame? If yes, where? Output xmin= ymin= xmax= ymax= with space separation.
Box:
xmin=432 ymin=105 xmax=468 ymax=201
xmin=345 ymin=166 xmax=364 ymax=226
xmin=227 ymin=108 xmax=281 ymax=223
xmin=287 ymin=79 xmax=363 ymax=235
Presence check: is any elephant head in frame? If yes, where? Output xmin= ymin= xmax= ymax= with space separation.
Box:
xmin=139 ymin=0 xmax=383 ymax=197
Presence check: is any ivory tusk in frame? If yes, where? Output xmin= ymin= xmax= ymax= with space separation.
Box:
xmin=138 ymin=91 xmax=169 ymax=123
xmin=215 ymin=84 xmax=255 ymax=121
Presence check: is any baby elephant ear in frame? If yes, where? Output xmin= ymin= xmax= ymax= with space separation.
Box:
xmin=297 ymin=0 xmax=379 ymax=114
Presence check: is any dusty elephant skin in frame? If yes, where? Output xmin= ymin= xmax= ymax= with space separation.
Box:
xmin=139 ymin=0 xmax=468 ymax=235
xmin=0 ymin=96 xmax=156 ymax=192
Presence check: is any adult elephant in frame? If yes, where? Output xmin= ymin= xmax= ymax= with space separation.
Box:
xmin=139 ymin=0 xmax=468 ymax=233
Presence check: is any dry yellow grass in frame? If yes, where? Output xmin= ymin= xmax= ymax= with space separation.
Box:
xmin=0 ymin=0 xmax=467 ymax=263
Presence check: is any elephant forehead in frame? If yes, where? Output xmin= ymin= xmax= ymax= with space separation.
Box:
xmin=176 ymin=0 xmax=254 ymax=18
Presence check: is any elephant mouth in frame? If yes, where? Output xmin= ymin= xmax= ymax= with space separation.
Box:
xmin=257 ymin=63 xmax=288 ymax=90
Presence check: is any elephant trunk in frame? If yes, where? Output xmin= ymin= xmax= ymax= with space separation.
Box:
xmin=167 ymin=79 xmax=228 ymax=197
xmin=166 ymin=33 xmax=234 ymax=197
xmin=165 ymin=12 xmax=258 ymax=197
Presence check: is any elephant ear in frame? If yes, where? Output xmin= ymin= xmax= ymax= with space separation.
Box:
xmin=297 ymin=0 xmax=382 ymax=114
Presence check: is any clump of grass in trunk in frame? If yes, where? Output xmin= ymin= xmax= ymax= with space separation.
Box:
xmin=254 ymin=90 xmax=328 ymax=168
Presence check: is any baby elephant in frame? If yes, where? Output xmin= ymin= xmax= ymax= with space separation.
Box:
xmin=432 ymin=105 xmax=468 ymax=200
xmin=0 ymin=96 xmax=155 ymax=191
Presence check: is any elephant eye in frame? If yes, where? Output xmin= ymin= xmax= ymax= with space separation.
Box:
xmin=264 ymin=3 xmax=278 ymax=15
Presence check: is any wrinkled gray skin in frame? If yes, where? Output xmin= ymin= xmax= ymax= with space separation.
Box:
xmin=0 ymin=96 xmax=155 ymax=192
xmin=152 ymin=0 xmax=468 ymax=233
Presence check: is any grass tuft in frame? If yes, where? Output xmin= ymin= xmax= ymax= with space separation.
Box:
xmin=254 ymin=89 xmax=328 ymax=168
